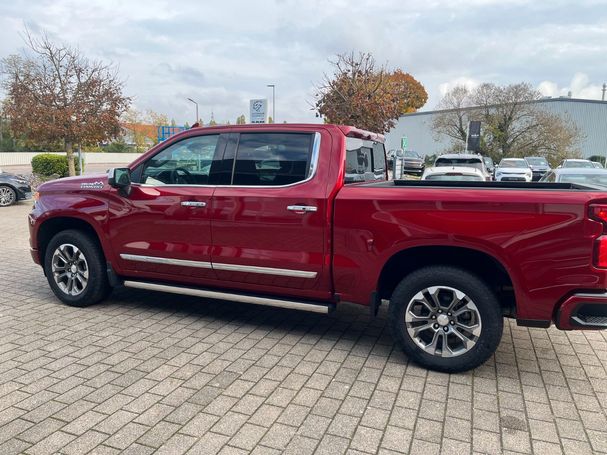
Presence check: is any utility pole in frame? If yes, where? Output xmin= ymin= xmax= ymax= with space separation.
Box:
xmin=187 ymin=98 xmax=199 ymax=124
xmin=602 ymin=83 xmax=606 ymax=101
xmin=267 ymin=84 xmax=276 ymax=123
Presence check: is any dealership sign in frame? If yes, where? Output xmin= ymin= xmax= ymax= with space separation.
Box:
xmin=250 ymin=99 xmax=268 ymax=124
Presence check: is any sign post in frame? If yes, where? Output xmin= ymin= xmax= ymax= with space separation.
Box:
xmin=249 ymin=99 xmax=268 ymax=124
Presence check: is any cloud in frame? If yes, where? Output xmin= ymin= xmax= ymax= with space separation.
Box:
xmin=0 ymin=0 xmax=605 ymax=125
xmin=538 ymin=72 xmax=605 ymax=100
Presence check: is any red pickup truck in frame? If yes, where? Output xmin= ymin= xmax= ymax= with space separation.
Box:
xmin=29 ymin=124 xmax=607 ymax=372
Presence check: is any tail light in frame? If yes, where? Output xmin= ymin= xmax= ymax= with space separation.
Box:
xmin=590 ymin=205 xmax=607 ymax=268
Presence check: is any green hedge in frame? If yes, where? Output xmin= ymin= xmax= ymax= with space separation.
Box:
xmin=31 ymin=154 xmax=81 ymax=177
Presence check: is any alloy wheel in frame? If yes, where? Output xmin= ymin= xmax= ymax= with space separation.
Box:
xmin=51 ymin=244 xmax=89 ymax=296
xmin=0 ymin=187 xmax=16 ymax=206
xmin=405 ymin=285 xmax=482 ymax=357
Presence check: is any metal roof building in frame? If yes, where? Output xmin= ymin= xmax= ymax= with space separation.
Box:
xmin=385 ymin=97 xmax=607 ymax=159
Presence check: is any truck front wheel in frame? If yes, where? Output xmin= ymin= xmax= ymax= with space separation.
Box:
xmin=44 ymin=230 xmax=111 ymax=307
xmin=389 ymin=266 xmax=503 ymax=373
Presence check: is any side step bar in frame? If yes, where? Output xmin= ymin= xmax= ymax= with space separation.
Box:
xmin=123 ymin=280 xmax=335 ymax=314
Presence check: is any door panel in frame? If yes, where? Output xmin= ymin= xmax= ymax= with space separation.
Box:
xmin=108 ymin=134 xmax=224 ymax=281
xmin=210 ymin=131 xmax=332 ymax=295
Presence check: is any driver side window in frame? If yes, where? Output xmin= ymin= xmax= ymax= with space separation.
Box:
xmin=141 ymin=135 xmax=219 ymax=185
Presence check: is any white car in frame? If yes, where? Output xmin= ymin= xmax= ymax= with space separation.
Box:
xmin=495 ymin=158 xmax=533 ymax=182
xmin=422 ymin=166 xmax=485 ymax=182
xmin=434 ymin=153 xmax=492 ymax=181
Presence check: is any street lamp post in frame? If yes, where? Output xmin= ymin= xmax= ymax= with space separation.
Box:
xmin=187 ymin=98 xmax=199 ymax=124
xmin=267 ymin=84 xmax=275 ymax=123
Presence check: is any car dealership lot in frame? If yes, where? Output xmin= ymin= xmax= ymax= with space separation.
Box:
xmin=2 ymin=202 xmax=607 ymax=454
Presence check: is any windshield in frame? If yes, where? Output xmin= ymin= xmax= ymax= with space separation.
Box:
xmin=499 ymin=159 xmax=528 ymax=168
xmin=525 ymin=157 xmax=548 ymax=166
xmin=563 ymin=160 xmax=595 ymax=168
xmin=435 ymin=157 xmax=484 ymax=171
xmin=483 ymin=157 xmax=493 ymax=166
xmin=404 ymin=151 xmax=421 ymax=159
xmin=425 ymin=174 xmax=483 ymax=181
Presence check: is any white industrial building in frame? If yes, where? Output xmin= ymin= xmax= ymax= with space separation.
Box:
xmin=385 ymin=97 xmax=607 ymax=159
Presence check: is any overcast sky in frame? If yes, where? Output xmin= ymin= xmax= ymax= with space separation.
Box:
xmin=0 ymin=0 xmax=605 ymax=126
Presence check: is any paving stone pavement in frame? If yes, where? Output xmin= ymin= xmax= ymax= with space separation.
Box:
xmin=2 ymin=201 xmax=607 ymax=454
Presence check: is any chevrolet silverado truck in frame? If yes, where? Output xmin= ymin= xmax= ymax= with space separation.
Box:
xmin=29 ymin=124 xmax=607 ymax=372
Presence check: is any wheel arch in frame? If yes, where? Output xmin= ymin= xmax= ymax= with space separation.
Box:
xmin=377 ymin=245 xmax=516 ymax=317
xmin=37 ymin=216 xmax=106 ymax=267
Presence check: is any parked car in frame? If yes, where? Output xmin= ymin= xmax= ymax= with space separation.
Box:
xmin=540 ymin=168 xmax=607 ymax=188
xmin=495 ymin=158 xmax=533 ymax=182
xmin=0 ymin=169 xmax=32 ymax=207
xmin=592 ymin=161 xmax=604 ymax=169
xmin=434 ymin=153 xmax=492 ymax=181
xmin=559 ymin=159 xmax=595 ymax=169
xmin=398 ymin=150 xmax=425 ymax=176
xmin=422 ymin=166 xmax=485 ymax=181
xmin=29 ymin=123 xmax=607 ymax=373
xmin=482 ymin=156 xmax=495 ymax=177
xmin=524 ymin=156 xmax=551 ymax=181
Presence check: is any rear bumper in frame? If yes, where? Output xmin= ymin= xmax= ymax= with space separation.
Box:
xmin=555 ymin=292 xmax=607 ymax=330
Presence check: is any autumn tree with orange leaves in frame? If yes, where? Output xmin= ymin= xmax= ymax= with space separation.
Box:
xmin=1 ymin=30 xmax=131 ymax=175
xmin=314 ymin=52 xmax=427 ymax=133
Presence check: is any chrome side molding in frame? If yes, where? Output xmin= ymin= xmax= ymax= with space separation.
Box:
xmin=212 ymin=262 xmax=317 ymax=278
xmin=120 ymin=254 xmax=212 ymax=269
xmin=119 ymin=254 xmax=317 ymax=278
xmin=123 ymin=280 xmax=334 ymax=314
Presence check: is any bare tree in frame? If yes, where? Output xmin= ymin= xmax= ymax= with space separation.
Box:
xmin=432 ymin=82 xmax=582 ymax=164
xmin=314 ymin=52 xmax=427 ymax=133
xmin=1 ymin=30 xmax=131 ymax=175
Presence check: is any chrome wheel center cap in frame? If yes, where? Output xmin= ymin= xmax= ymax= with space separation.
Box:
xmin=437 ymin=314 xmax=450 ymax=326
xmin=70 ymin=265 xmax=78 ymax=273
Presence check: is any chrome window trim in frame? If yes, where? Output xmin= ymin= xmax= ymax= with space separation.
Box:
xmin=120 ymin=253 xmax=317 ymax=278
xmin=132 ymin=131 xmax=321 ymax=190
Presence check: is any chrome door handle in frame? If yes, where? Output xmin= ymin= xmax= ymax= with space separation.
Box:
xmin=181 ymin=201 xmax=207 ymax=208
xmin=287 ymin=205 xmax=317 ymax=213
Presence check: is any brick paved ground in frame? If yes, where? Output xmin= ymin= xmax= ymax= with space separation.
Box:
xmin=2 ymin=202 xmax=607 ymax=455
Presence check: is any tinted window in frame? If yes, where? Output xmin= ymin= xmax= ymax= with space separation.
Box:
xmin=563 ymin=160 xmax=595 ymax=168
xmin=560 ymin=173 xmax=607 ymax=186
xmin=498 ymin=159 xmax=528 ymax=168
xmin=435 ymin=157 xmax=484 ymax=172
xmin=345 ymin=138 xmax=387 ymax=183
xmin=526 ymin=157 xmax=548 ymax=166
xmin=232 ymin=133 xmax=312 ymax=186
xmin=141 ymin=135 xmax=219 ymax=185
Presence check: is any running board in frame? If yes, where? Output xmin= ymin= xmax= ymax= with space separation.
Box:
xmin=123 ymin=280 xmax=335 ymax=314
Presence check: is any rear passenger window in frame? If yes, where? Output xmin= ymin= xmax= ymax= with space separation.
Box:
xmin=232 ymin=133 xmax=313 ymax=186
xmin=345 ymin=138 xmax=387 ymax=183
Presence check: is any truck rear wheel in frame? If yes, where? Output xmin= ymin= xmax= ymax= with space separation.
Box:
xmin=44 ymin=230 xmax=110 ymax=307
xmin=389 ymin=266 xmax=503 ymax=373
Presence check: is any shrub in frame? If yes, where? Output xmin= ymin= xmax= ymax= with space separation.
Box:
xmin=31 ymin=154 xmax=81 ymax=177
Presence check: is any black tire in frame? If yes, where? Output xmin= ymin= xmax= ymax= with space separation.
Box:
xmin=44 ymin=230 xmax=111 ymax=307
xmin=0 ymin=185 xmax=17 ymax=207
xmin=389 ymin=266 xmax=503 ymax=373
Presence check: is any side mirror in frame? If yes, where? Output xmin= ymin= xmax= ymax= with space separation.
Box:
xmin=108 ymin=168 xmax=131 ymax=191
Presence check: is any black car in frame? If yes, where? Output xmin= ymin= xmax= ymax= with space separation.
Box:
xmin=0 ymin=169 xmax=32 ymax=207
xmin=399 ymin=150 xmax=425 ymax=176
xmin=524 ymin=156 xmax=551 ymax=181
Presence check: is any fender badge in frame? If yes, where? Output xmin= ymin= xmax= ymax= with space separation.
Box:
xmin=80 ymin=181 xmax=104 ymax=190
